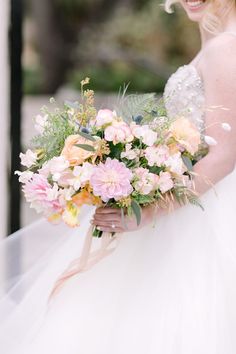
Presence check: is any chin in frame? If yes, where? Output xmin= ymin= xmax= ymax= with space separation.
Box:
xmin=181 ymin=0 xmax=208 ymax=22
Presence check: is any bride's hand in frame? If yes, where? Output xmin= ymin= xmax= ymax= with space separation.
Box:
xmin=92 ymin=205 xmax=155 ymax=233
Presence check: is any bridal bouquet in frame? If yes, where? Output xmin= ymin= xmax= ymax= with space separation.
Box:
xmin=16 ymin=78 xmax=205 ymax=237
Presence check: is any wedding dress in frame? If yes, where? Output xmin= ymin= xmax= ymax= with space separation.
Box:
xmin=0 ymin=34 xmax=236 ymax=354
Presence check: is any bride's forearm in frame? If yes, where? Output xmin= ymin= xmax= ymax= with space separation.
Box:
xmin=192 ymin=151 xmax=235 ymax=195
xmin=145 ymin=152 xmax=235 ymax=223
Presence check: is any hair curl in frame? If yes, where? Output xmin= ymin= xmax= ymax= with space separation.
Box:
xmin=164 ymin=0 xmax=236 ymax=34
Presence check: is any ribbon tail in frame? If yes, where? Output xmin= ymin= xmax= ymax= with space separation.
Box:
xmin=48 ymin=226 xmax=121 ymax=304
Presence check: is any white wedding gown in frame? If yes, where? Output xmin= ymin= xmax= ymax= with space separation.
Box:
xmin=0 ymin=52 xmax=236 ymax=354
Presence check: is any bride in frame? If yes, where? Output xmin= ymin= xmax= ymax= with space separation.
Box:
xmin=1 ymin=0 xmax=236 ymax=353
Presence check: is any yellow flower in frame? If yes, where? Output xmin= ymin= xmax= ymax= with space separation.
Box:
xmin=170 ymin=117 xmax=201 ymax=155
xmin=62 ymin=201 xmax=80 ymax=227
xmin=72 ymin=189 xmax=102 ymax=208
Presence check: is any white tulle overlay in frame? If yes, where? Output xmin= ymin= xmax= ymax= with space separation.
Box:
xmin=1 ymin=61 xmax=236 ymax=353
xmin=0 ymin=171 xmax=236 ymax=354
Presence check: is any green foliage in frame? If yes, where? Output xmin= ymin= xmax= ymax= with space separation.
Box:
xmin=116 ymin=93 xmax=157 ymax=123
xmin=173 ymin=186 xmax=204 ymax=211
xmin=75 ymin=144 xmax=96 ymax=152
xmin=108 ymin=142 xmax=124 ymax=160
xmin=69 ymin=65 xmax=166 ymax=94
xmin=182 ymin=155 xmax=193 ymax=171
xmin=132 ymin=193 xmax=155 ymax=205
xmin=131 ymin=199 xmax=142 ymax=226
xmin=31 ymin=107 xmax=77 ymax=166
xmin=23 ymin=68 xmax=43 ymax=95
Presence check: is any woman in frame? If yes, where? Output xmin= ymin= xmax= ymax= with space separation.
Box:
xmin=0 ymin=1 xmax=236 ymax=353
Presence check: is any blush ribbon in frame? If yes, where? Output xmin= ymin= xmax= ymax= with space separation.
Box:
xmin=48 ymin=225 xmax=122 ymax=303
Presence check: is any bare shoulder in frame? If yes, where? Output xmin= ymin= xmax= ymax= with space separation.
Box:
xmin=200 ymin=33 xmax=236 ymax=77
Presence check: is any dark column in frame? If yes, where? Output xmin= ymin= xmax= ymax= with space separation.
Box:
xmin=9 ymin=0 xmax=23 ymax=234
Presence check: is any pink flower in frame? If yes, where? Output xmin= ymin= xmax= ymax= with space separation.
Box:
xmin=145 ymin=145 xmax=170 ymax=167
xmin=121 ymin=143 xmax=139 ymax=160
xmin=164 ymin=153 xmax=186 ymax=175
xmin=90 ymin=158 xmax=133 ymax=202
xmin=133 ymin=167 xmax=158 ymax=195
xmin=105 ymin=121 xmax=134 ymax=145
xmin=130 ymin=123 xmax=157 ymax=146
xmin=94 ymin=109 xmax=117 ymax=127
xmin=22 ymin=174 xmax=62 ymax=215
xmin=39 ymin=156 xmax=70 ymax=182
xmin=158 ymin=171 xmax=174 ymax=193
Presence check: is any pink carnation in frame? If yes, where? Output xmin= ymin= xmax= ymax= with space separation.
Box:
xmin=90 ymin=158 xmax=133 ymax=202
xmin=23 ymin=174 xmax=62 ymax=214
xmin=145 ymin=145 xmax=169 ymax=167
xmin=105 ymin=121 xmax=134 ymax=145
xmin=133 ymin=167 xmax=159 ymax=195
xmin=158 ymin=171 xmax=174 ymax=193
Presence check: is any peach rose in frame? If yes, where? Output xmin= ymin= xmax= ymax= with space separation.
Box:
xmin=61 ymin=135 xmax=96 ymax=166
xmin=170 ymin=117 xmax=201 ymax=155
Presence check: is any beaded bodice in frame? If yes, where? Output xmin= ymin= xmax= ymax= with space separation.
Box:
xmin=164 ymin=64 xmax=205 ymax=131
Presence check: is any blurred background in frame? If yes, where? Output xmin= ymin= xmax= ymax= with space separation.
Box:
xmin=3 ymin=0 xmax=201 ymax=238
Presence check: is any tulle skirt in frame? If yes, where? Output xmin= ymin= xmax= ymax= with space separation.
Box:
xmin=0 ymin=169 xmax=236 ymax=354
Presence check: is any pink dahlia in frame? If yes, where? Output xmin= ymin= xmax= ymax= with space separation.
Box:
xmin=90 ymin=158 xmax=133 ymax=202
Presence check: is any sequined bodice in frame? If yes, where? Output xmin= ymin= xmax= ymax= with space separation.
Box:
xmin=164 ymin=65 xmax=205 ymax=130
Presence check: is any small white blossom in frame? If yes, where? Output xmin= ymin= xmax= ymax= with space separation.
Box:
xmin=15 ymin=170 xmax=34 ymax=183
xmin=20 ymin=149 xmax=38 ymax=168
xmin=221 ymin=123 xmax=231 ymax=132
xmin=204 ymin=135 xmax=218 ymax=146
xmin=46 ymin=184 xmax=60 ymax=201
xmin=70 ymin=162 xmax=94 ymax=190
xmin=34 ymin=114 xmax=48 ymax=134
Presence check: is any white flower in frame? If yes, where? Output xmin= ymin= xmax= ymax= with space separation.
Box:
xmin=46 ymin=184 xmax=60 ymax=201
xmin=39 ymin=156 xmax=70 ymax=180
xmin=70 ymin=162 xmax=94 ymax=190
xmin=144 ymin=145 xmax=169 ymax=167
xmin=221 ymin=123 xmax=231 ymax=132
xmin=95 ymin=109 xmax=117 ymax=127
xmin=34 ymin=114 xmax=48 ymax=134
xmin=20 ymin=149 xmax=38 ymax=168
xmin=15 ymin=170 xmax=34 ymax=183
xmin=59 ymin=187 xmax=75 ymax=204
xmin=133 ymin=167 xmax=158 ymax=195
xmin=131 ymin=123 xmax=157 ymax=146
xmin=121 ymin=144 xmax=139 ymax=160
xmin=204 ymin=135 xmax=218 ymax=146
xmin=164 ymin=153 xmax=186 ymax=175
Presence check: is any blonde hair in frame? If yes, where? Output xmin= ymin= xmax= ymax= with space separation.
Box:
xmin=165 ymin=0 xmax=236 ymax=34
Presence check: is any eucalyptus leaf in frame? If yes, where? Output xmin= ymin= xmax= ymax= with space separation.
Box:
xmin=78 ymin=130 xmax=96 ymax=142
xmin=121 ymin=208 xmax=128 ymax=230
xmin=75 ymin=144 xmax=95 ymax=152
xmin=182 ymin=155 xmax=193 ymax=171
xmin=131 ymin=200 xmax=142 ymax=226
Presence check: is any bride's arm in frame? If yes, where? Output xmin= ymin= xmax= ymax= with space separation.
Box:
xmin=193 ymin=36 xmax=236 ymax=194
xmin=93 ymin=38 xmax=236 ymax=233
